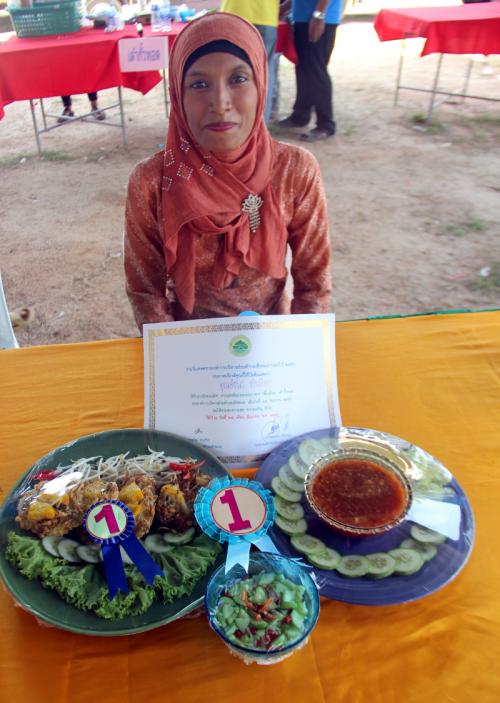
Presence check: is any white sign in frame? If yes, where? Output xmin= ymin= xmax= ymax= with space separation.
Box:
xmin=143 ymin=314 xmax=341 ymax=467
xmin=407 ymin=498 xmax=461 ymax=541
xmin=118 ymin=37 xmax=168 ymax=72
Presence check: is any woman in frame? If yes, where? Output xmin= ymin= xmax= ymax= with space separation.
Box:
xmin=124 ymin=12 xmax=331 ymax=329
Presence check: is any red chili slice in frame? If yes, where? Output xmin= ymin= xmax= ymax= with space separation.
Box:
xmin=32 ymin=469 xmax=58 ymax=481
xmin=169 ymin=463 xmax=188 ymax=472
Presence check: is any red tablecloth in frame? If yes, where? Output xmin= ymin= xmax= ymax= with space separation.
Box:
xmin=0 ymin=20 xmax=296 ymax=120
xmin=374 ymin=3 xmax=500 ymax=56
xmin=0 ymin=26 xmax=163 ymax=119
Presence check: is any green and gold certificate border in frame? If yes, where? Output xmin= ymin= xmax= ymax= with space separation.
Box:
xmin=146 ymin=317 xmax=337 ymax=465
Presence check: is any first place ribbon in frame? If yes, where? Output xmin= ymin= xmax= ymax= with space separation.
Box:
xmin=194 ymin=477 xmax=279 ymax=574
xmin=83 ymin=500 xmax=164 ymax=599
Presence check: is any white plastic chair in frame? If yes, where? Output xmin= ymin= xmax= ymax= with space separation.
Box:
xmin=0 ymin=272 xmax=18 ymax=349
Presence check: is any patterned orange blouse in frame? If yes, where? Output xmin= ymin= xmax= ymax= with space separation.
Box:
xmin=124 ymin=140 xmax=332 ymax=329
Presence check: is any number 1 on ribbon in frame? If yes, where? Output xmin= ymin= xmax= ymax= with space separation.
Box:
xmin=94 ymin=503 xmax=120 ymax=535
xmin=219 ymin=489 xmax=252 ymax=532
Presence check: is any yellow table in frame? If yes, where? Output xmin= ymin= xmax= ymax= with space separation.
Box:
xmin=1 ymin=311 xmax=499 ymax=703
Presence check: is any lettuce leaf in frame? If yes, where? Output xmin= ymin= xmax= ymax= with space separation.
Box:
xmin=5 ymin=531 xmax=59 ymax=580
xmin=93 ymin=566 xmax=156 ymax=619
xmin=152 ymin=534 xmax=221 ymax=604
xmin=5 ymin=530 xmax=221 ymax=620
xmin=44 ymin=562 xmax=108 ymax=611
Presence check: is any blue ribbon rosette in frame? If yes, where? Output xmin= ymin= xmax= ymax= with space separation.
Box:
xmin=83 ymin=499 xmax=164 ymax=599
xmin=194 ymin=477 xmax=279 ymax=574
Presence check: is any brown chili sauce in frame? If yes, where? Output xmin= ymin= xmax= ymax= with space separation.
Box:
xmin=311 ymin=459 xmax=407 ymax=528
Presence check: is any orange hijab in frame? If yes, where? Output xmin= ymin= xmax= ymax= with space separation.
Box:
xmin=162 ymin=12 xmax=287 ymax=314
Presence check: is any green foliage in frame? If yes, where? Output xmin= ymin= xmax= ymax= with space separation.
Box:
xmin=439 ymin=218 xmax=487 ymax=237
xmin=475 ymin=262 xmax=500 ymax=291
xmin=407 ymin=113 xmax=445 ymax=135
xmin=0 ymin=150 xmax=75 ymax=168
xmin=40 ymin=150 xmax=75 ymax=162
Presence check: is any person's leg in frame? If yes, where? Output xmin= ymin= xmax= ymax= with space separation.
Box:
xmin=88 ymin=91 xmax=105 ymax=120
xmin=290 ymin=22 xmax=314 ymax=126
xmin=312 ymin=24 xmax=337 ymax=133
xmin=298 ymin=24 xmax=337 ymax=140
xmin=58 ymin=95 xmax=74 ymax=122
xmin=255 ymin=24 xmax=277 ymax=125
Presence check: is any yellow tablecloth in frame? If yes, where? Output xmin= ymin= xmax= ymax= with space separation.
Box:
xmin=1 ymin=311 xmax=499 ymax=703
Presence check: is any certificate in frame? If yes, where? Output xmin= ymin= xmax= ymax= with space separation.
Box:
xmin=144 ymin=314 xmax=341 ymax=467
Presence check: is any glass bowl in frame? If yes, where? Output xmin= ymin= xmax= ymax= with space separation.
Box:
xmin=205 ymin=551 xmax=320 ymax=665
xmin=304 ymin=447 xmax=413 ymax=538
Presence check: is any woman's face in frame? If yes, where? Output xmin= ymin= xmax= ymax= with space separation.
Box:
xmin=182 ymin=52 xmax=259 ymax=153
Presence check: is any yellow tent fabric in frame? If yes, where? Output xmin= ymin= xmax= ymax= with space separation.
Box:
xmin=0 ymin=311 xmax=499 ymax=703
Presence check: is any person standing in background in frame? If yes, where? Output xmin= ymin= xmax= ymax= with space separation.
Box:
xmin=278 ymin=0 xmax=342 ymax=142
xmin=220 ymin=0 xmax=280 ymax=124
xmin=58 ymin=92 xmax=105 ymax=122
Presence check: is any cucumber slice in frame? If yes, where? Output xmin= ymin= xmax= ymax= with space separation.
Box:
xmin=400 ymin=538 xmax=438 ymax=562
xmin=290 ymin=533 xmax=327 ymax=556
xmin=76 ymin=544 xmax=102 ymax=564
xmin=298 ymin=439 xmax=325 ymax=468
xmin=281 ymin=589 xmax=298 ymax=608
xmin=388 ymin=548 xmax=424 ymax=575
xmin=307 ymin=548 xmax=340 ymax=570
xmin=406 ymin=447 xmax=452 ymax=485
xmin=275 ymin=515 xmax=307 ymax=536
xmin=365 ymin=552 xmax=396 ymax=578
xmin=234 ymin=612 xmax=250 ymax=631
xmin=370 ymin=569 xmax=395 ymax=580
xmin=271 ymin=634 xmax=287 ymax=649
xmin=145 ymin=533 xmax=173 ymax=553
xmin=163 ymin=527 xmax=195 ymax=545
xmin=288 ymin=453 xmax=308 ymax=481
xmin=252 ymin=586 xmax=268 ymax=605
xmin=337 ymin=555 xmax=369 ymax=578
xmin=271 ymin=476 xmax=302 ymax=502
xmin=410 ymin=525 xmax=447 ymax=545
xmin=41 ymin=535 xmax=63 ymax=558
xmin=278 ymin=464 xmax=305 ymax=493
xmin=291 ymin=609 xmax=304 ymax=629
xmin=274 ymin=496 xmax=305 ymax=521
xmin=257 ymin=572 xmax=275 ymax=587
xmin=57 ymin=538 xmax=82 ymax=563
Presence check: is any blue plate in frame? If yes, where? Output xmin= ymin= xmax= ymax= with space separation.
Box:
xmin=255 ymin=427 xmax=474 ymax=606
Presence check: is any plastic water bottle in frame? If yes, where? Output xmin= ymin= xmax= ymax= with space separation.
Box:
xmin=160 ymin=0 xmax=171 ymax=32
xmin=151 ymin=3 xmax=162 ymax=32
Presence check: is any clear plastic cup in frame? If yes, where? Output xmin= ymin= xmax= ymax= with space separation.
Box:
xmin=205 ymin=552 xmax=320 ymax=665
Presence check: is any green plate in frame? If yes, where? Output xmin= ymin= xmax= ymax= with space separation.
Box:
xmin=0 ymin=428 xmax=229 ymax=636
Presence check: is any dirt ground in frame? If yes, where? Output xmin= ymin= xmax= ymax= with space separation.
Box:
xmin=1 ymin=7 xmax=499 ymax=346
